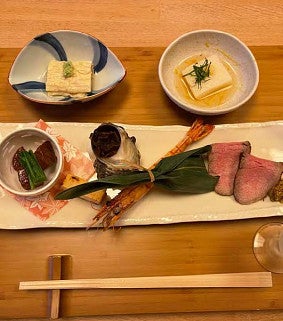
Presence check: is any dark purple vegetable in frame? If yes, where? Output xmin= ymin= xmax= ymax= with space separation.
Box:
xmin=12 ymin=146 xmax=26 ymax=171
xmin=17 ymin=169 xmax=31 ymax=190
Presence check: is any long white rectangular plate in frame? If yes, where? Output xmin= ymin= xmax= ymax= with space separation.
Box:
xmin=0 ymin=121 xmax=282 ymax=229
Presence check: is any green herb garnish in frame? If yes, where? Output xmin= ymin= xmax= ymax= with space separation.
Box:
xmin=55 ymin=145 xmax=219 ymax=200
xmin=183 ymin=58 xmax=211 ymax=88
xmin=19 ymin=150 xmax=47 ymax=189
xmin=63 ymin=61 xmax=74 ymax=78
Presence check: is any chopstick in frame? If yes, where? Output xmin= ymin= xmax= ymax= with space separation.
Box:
xmin=19 ymin=272 xmax=272 ymax=290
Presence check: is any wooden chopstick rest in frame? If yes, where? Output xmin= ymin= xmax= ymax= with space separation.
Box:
xmin=48 ymin=255 xmax=62 ymax=319
xmin=47 ymin=254 xmax=71 ymax=319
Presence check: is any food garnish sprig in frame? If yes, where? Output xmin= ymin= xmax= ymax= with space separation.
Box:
xmin=183 ymin=58 xmax=211 ymax=88
xmin=55 ymin=119 xmax=215 ymax=229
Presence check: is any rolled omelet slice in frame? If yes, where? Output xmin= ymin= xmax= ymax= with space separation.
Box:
xmin=46 ymin=60 xmax=92 ymax=96
xmin=62 ymin=174 xmax=106 ymax=205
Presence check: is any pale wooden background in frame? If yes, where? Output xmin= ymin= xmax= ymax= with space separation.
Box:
xmin=2 ymin=0 xmax=283 ymax=320
xmin=1 ymin=0 xmax=282 ymax=48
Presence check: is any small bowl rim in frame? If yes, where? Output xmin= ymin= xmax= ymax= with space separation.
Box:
xmin=158 ymin=29 xmax=259 ymax=115
xmin=0 ymin=127 xmax=63 ymax=197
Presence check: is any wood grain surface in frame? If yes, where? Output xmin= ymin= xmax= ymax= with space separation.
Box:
xmin=1 ymin=1 xmax=283 ymax=320
xmin=1 ymin=0 xmax=282 ymax=48
xmin=2 ymin=219 xmax=283 ymax=319
xmin=1 ymin=45 xmax=283 ymax=320
xmin=1 ymin=46 xmax=283 ymax=125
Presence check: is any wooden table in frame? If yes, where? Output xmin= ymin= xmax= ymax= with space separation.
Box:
xmin=1 ymin=1 xmax=283 ymax=320
xmin=1 ymin=45 xmax=283 ymax=320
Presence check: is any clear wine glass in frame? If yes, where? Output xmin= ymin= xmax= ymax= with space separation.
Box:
xmin=253 ymin=222 xmax=283 ymax=273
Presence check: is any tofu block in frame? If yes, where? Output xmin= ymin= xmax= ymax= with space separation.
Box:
xmin=62 ymin=174 xmax=106 ymax=204
xmin=46 ymin=60 xmax=92 ymax=96
xmin=182 ymin=55 xmax=232 ymax=99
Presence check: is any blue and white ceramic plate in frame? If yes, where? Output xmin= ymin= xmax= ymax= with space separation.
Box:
xmin=8 ymin=30 xmax=126 ymax=105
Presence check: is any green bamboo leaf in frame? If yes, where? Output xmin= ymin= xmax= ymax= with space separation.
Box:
xmin=55 ymin=145 xmax=217 ymax=200
xmin=153 ymin=145 xmax=211 ymax=176
xmin=55 ymin=181 xmax=115 ymax=199
xmin=154 ymin=154 xmax=218 ymax=193
xmin=55 ymin=171 xmax=150 ymax=200
xmin=156 ymin=168 xmax=218 ymax=193
xmin=99 ymin=171 xmax=150 ymax=185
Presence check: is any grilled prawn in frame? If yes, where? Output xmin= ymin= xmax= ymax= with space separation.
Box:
xmin=88 ymin=119 xmax=214 ymax=229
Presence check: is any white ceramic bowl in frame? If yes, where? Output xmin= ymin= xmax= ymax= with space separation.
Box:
xmin=8 ymin=30 xmax=126 ymax=105
xmin=0 ymin=128 xmax=63 ymax=197
xmin=158 ymin=30 xmax=259 ymax=115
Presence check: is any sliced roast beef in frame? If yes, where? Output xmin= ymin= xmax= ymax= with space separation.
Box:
xmin=34 ymin=140 xmax=57 ymax=170
xmin=208 ymin=141 xmax=251 ymax=196
xmin=234 ymin=154 xmax=283 ymax=205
